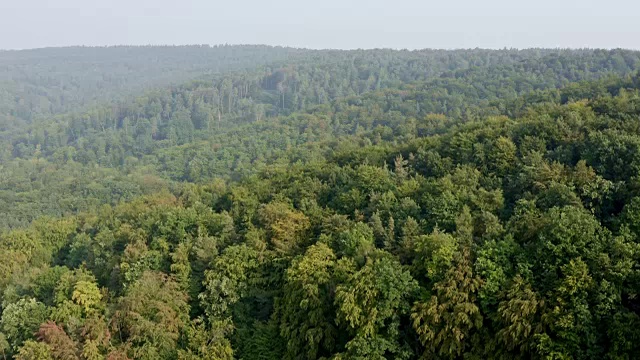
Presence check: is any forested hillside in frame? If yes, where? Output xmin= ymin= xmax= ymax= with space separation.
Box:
xmin=2 ymin=48 xmax=639 ymax=228
xmin=2 ymin=47 xmax=640 ymax=359
xmin=0 ymin=45 xmax=308 ymax=126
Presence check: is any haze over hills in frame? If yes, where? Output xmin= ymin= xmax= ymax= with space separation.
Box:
xmin=0 ymin=45 xmax=307 ymax=125
xmin=2 ymin=46 xmax=638 ymax=228
xmin=2 ymin=45 xmax=640 ymax=359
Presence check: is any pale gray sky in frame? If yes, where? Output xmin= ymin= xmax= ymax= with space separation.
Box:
xmin=1 ymin=0 xmax=639 ymax=50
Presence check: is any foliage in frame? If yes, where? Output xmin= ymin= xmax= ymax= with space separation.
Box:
xmin=2 ymin=46 xmax=640 ymax=359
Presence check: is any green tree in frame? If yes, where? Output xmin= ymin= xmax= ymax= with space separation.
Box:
xmin=0 ymin=298 xmax=48 ymax=352
xmin=279 ymin=243 xmax=337 ymax=359
xmin=335 ymin=251 xmax=418 ymax=359
xmin=411 ymin=247 xmax=483 ymax=359
xmin=15 ymin=340 xmax=52 ymax=360
xmin=112 ymin=271 xmax=189 ymax=359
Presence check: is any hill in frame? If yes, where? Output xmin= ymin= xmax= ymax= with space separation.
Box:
xmin=1 ymin=47 xmax=640 ymax=359
xmin=1 ymin=47 xmax=639 ymax=228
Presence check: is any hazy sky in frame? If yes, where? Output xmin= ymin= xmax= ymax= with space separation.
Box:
xmin=2 ymin=0 xmax=639 ymax=50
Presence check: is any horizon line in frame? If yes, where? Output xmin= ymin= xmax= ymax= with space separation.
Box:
xmin=1 ymin=43 xmax=639 ymax=52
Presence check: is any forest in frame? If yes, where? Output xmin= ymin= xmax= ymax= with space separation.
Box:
xmin=2 ymin=46 xmax=640 ymax=359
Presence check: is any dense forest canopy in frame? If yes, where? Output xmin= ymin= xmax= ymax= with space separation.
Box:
xmin=0 ymin=45 xmax=307 ymax=124
xmin=2 ymin=47 xmax=639 ymax=228
xmin=2 ymin=46 xmax=640 ymax=359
